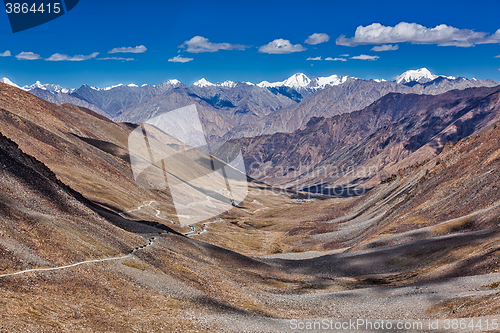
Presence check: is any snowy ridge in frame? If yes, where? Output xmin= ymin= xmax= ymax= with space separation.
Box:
xmin=396 ymin=68 xmax=461 ymax=85
xmin=281 ymin=73 xmax=311 ymax=89
xmin=258 ymin=73 xmax=351 ymax=91
xmin=0 ymin=77 xmax=20 ymax=88
xmin=219 ymin=80 xmax=238 ymax=88
xmin=193 ymin=78 xmax=215 ymax=87
xmin=193 ymin=78 xmax=251 ymax=88
xmin=92 ymin=83 xmax=151 ymax=91
xmin=396 ymin=68 xmax=437 ymax=84
xmin=1 ymin=68 xmax=494 ymax=98
xmin=166 ymin=79 xmax=181 ymax=86
xmin=313 ymin=74 xmax=350 ymax=89
xmin=21 ymin=81 xmax=75 ymax=94
xmin=90 ymin=79 xmax=182 ymax=91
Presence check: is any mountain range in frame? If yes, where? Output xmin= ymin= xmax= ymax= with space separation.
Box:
xmin=233 ymin=85 xmax=500 ymax=192
xmin=2 ymin=69 xmax=497 ymax=142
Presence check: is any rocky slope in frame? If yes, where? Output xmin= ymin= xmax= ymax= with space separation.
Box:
xmin=233 ymin=85 xmax=500 ymax=192
xmin=0 ymin=82 xmax=181 ymax=226
xmin=0 ymin=129 xmax=145 ymax=273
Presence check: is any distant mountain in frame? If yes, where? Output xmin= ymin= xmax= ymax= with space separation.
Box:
xmin=22 ymin=81 xmax=75 ymax=94
xmin=224 ymin=74 xmax=499 ymax=140
xmin=116 ymin=70 xmax=498 ymax=141
xmin=396 ymin=68 xmax=441 ymax=85
xmin=28 ymin=88 xmax=107 ymax=116
xmin=3 ymin=69 xmax=498 ymax=140
xmin=115 ymin=83 xmax=296 ymax=141
xmin=231 ymin=85 xmax=500 ymax=193
xmin=192 ymin=78 xmax=245 ymax=88
xmin=68 ymin=80 xmax=185 ymax=117
xmin=2 ymin=78 xmax=186 ymax=118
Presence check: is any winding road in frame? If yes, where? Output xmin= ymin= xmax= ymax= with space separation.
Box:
xmin=0 ymin=236 xmax=158 ymax=279
xmin=119 ymin=200 xmax=177 ymax=224
xmin=184 ymin=219 xmax=225 ymax=237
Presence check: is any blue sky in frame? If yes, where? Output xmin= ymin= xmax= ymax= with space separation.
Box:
xmin=1 ymin=0 xmax=500 ymax=88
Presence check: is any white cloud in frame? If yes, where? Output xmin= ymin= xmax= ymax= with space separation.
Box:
xmin=305 ymin=33 xmax=330 ymax=45
xmin=351 ymin=54 xmax=379 ymax=61
xmin=168 ymin=55 xmax=193 ymax=63
xmin=495 ymin=55 xmax=500 ymax=58
xmin=108 ymin=45 xmax=147 ymax=54
xmin=46 ymin=52 xmax=99 ymax=61
xmin=306 ymin=56 xmax=322 ymax=61
xmin=337 ymin=22 xmax=500 ymax=47
xmin=259 ymin=39 xmax=306 ymax=54
xmin=15 ymin=52 xmax=41 ymax=60
xmin=339 ymin=54 xmax=349 ymax=57
xmin=97 ymin=57 xmax=135 ymax=61
xmin=0 ymin=51 xmax=11 ymax=57
xmin=371 ymin=44 xmax=399 ymax=51
xmin=325 ymin=57 xmax=347 ymax=61
xmin=180 ymin=36 xmax=248 ymax=53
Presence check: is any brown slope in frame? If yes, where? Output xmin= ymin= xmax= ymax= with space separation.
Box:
xmin=0 ymin=130 xmax=144 ymax=273
xmin=0 ymin=82 xmax=182 ymax=228
xmin=257 ymin=120 xmax=500 ymax=288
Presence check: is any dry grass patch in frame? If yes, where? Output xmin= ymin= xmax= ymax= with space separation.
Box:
xmin=122 ymin=259 xmax=147 ymax=271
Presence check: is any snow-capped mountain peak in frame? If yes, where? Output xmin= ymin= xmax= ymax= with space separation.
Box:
xmin=103 ymin=83 xmax=124 ymax=91
xmin=167 ymin=79 xmax=181 ymax=86
xmin=90 ymin=83 xmax=140 ymax=91
xmin=218 ymin=80 xmax=238 ymax=88
xmin=191 ymin=79 xmax=248 ymax=88
xmin=282 ymin=73 xmax=311 ymax=89
xmin=396 ymin=68 xmax=438 ymax=85
xmin=193 ymin=78 xmax=214 ymax=87
xmin=257 ymin=73 xmax=311 ymax=89
xmin=0 ymin=77 xmax=20 ymax=88
xmin=257 ymin=73 xmax=351 ymax=92
xmin=256 ymin=80 xmax=273 ymax=88
xmin=313 ymin=74 xmax=350 ymax=88
xmin=32 ymin=81 xmax=44 ymax=89
xmin=21 ymin=81 xmax=73 ymax=93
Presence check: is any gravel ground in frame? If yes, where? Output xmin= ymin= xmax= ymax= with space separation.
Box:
xmin=207 ymin=272 xmax=500 ymax=332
